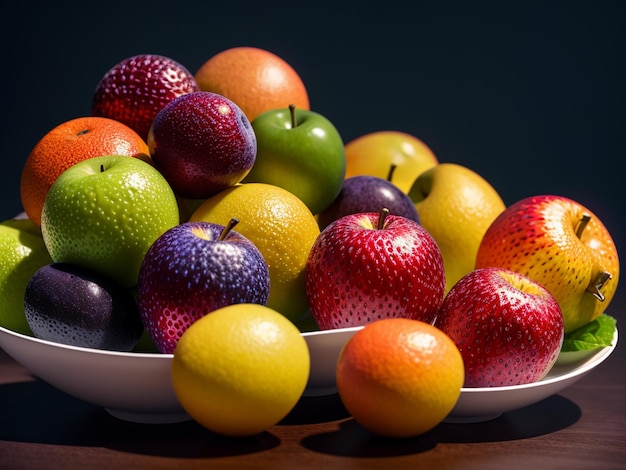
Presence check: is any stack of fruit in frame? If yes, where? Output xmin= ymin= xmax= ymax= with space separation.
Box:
xmin=0 ymin=46 xmax=619 ymax=439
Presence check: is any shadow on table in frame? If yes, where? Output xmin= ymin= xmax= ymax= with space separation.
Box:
xmin=0 ymin=378 xmax=581 ymax=459
xmin=300 ymin=394 xmax=582 ymax=457
xmin=0 ymin=380 xmax=278 ymax=458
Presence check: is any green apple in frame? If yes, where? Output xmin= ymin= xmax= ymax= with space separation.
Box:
xmin=243 ymin=105 xmax=346 ymax=215
xmin=41 ymin=155 xmax=180 ymax=287
xmin=0 ymin=217 xmax=53 ymax=334
xmin=408 ymin=163 xmax=506 ymax=293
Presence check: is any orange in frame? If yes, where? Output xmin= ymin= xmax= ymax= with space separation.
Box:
xmin=336 ymin=318 xmax=464 ymax=438
xmin=344 ymin=131 xmax=439 ymax=193
xmin=171 ymin=303 xmax=310 ymax=437
xmin=194 ymin=46 xmax=310 ymax=122
xmin=20 ymin=116 xmax=150 ymax=226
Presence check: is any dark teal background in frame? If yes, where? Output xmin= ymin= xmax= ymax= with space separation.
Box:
xmin=3 ymin=2 xmax=625 ymax=313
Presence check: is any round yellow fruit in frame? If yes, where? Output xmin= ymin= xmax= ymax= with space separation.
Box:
xmin=344 ymin=131 xmax=438 ymax=193
xmin=336 ymin=318 xmax=464 ymax=438
xmin=190 ymin=183 xmax=320 ymax=323
xmin=171 ymin=303 xmax=310 ymax=437
xmin=0 ymin=218 xmax=53 ymax=334
xmin=408 ymin=163 xmax=506 ymax=293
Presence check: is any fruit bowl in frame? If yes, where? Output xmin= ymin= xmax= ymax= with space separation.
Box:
xmin=0 ymin=324 xmax=362 ymax=424
xmin=447 ymin=328 xmax=618 ymax=423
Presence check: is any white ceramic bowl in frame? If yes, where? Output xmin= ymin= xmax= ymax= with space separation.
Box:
xmin=0 ymin=323 xmax=617 ymax=425
xmin=0 ymin=324 xmax=362 ymax=424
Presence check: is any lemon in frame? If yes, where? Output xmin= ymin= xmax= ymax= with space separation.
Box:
xmin=171 ymin=303 xmax=310 ymax=436
xmin=408 ymin=163 xmax=506 ymax=292
xmin=190 ymin=183 xmax=320 ymax=323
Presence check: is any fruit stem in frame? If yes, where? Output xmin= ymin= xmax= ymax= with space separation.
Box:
xmin=575 ymin=213 xmax=591 ymax=238
xmin=100 ymin=164 xmax=105 ymax=173
xmin=289 ymin=104 xmax=297 ymax=129
xmin=586 ymin=271 xmax=612 ymax=301
xmin=218 ymin=218 xmax=239 ymax=241
xmin=378 ymin=208 xmax=390 ymax=229
xmin=387 ymin=164 xmax=397 ymax=182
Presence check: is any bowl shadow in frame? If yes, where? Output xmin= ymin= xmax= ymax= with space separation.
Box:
xmin=300 ymin=394 xmax=581 ymax=457
xmin=0 ymin=380 xmax=279 ymax=458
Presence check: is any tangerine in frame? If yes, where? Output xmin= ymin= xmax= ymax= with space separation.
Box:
xmin=336 ymin=318 xmax=464 ymax=438
xmin=20 ymin=116 xmax=150 ymax=226
xmin=194 ymin=46 xmax=310 ymax=122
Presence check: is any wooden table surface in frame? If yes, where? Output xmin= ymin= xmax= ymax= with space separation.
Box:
xmin=1 ymin=307 xmax=624 ymax=470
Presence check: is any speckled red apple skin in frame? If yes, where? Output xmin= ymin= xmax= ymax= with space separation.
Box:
xmin=475 ymin=194 xmax=619 ymax=333
xmin=434 ymin=267 xmax=564 ymax=387
xmin=306 ymin=212 xmax=445 ymax=330
xmin=92 ymin=54 xmax=199 ymax=141
xmin=148 ymin=91 xmax=257 ymax=200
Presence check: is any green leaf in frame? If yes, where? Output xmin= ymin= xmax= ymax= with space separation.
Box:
xmin=561 ymin=313 xmax=617 ymax=352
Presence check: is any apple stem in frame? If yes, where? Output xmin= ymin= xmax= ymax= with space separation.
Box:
xmin=289 ymin=104 xmax=297 ymax=129
xmin=575 ymin=213 xmax=591 ymax=238
xmin=378 ymin=208 xmax=390 ymax=229
xmin=387 ymin=164 xmax=397 ymax=182
xmin=586 ymin=271 xmax=612 ymax=301
xmin=218 ymin=218 xmax=240 ymax=241
xmin=100 ymin=164 xmax=105 ymax=173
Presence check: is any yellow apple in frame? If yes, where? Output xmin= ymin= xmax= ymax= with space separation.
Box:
xmin=408 ymin=163 xmax=506 ymax=293
xmin=475 ymin=195 xmax=619 ymax=333
xmin=344 ymin=131 xmax=438 ymax=193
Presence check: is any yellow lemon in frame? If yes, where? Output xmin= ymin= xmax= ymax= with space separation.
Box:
xmin=171 ymin=303 xmax=310 ymax=436
xmin=336 ymin=318 xmax=464 ymax=438
xmin=344 ymin=131 xmax=439 ymax=193
xmin=190 ymin=183 xmax=320 ymax=323
xmin=408 ymin=163 xmax=506 ymax=292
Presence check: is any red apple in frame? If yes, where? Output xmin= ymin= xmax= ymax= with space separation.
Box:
xmin=475 ymin=195 xmax=619 ymax=334
xmin=92 ymin=54 xmax=199 ymax=141
xmin=305 ymin=209 xmax=445 ymax=330
xmin=148 ymin=91 xmax=257 ymax=200
xmin=434 ymin=267 xmax=564 ymax=387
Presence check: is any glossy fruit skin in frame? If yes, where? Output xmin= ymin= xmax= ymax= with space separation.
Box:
xmin=0 ymin=218 xmax=53 ymax=335
xmin=336 ymin=318 xmax=464 ymax=438
xmin=41 ymin=155 xmax=180 ymax=288
xmin=20 ymin=116 xmax=151 ymax=227
xmin=434 ymin=267 xmax=564 ymax=387
xmin=171 ymin=303 xmax=310 ymax=437
xmin=317 ymin=175 xmax=420 ymax=230
xmin=189 ymin=182 xmax=320 ymax=323
xmin=148 ymin=91 xmax=257 ymax=199
xmin=24 ymin=263 xmax=143 ymax=351
xmin=92 ymin=54 xmax=199 ymax=141
xmin=138 ymin=221 xmax=270 ymax=354
xmin=475 ymin=195 xmax=619 ymax=333
xmin=344 ymin=131 xmax=438 ymax=194
xmin=244 ymin=106 xmax=346 ymax=215
xmin=408 ymin=163 xmax=506 ymax=293
xmin=194 ymin=46 xmax=310 ymax=123
xmin=306 ymin=212 xmax=445 ymax=330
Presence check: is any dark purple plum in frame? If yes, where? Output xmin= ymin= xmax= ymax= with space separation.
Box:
xmin=24 ymin=263 xmax=143 ymax=351
xmin=137 ymin=219 xmax=270 ymax=354
xmin=148 ymin=91 xmax=257 ymax=199
xmin=317 ymin=175 xmax=420 ymax=229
